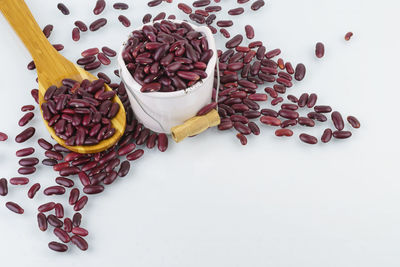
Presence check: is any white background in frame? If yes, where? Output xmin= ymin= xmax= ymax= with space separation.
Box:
xmin=0 ymin=0 xmax=399 ymax=266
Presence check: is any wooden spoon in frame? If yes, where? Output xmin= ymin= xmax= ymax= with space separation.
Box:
xmin=0 ymin=0 xmax=126 ymax=154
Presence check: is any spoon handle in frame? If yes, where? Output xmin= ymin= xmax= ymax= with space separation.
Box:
xmin=0 ymin=0 xmax=58 ymax=63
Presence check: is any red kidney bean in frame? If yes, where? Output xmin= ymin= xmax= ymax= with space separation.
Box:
xmin=72 ymin=213 xmax=82 ymax=227
xmin=248 ymin=93 xmax=267 ymax=101
xmin=148 ymin=0 xmax=162 ymax=7
xmin=315 ymin=42 xmax=325 ymax=58
xmin=78 ymin=172 xmax=91 ymax=187
xmin=333 ymin=131 xmax=352 ymax=139
xmin=153 ymin=12 xmax=166 ymax=21
xmin=83 ymin=185 xmax=104 ymax=194
xmin=72 ymin=28 xmax=80 ymax=41
xmin=45 ymin=150 xmax=63 ymax=161
xmin=18 ymin=166 xmax=36 ymax=175
xmin=21 ymin=105 xmax=35 ymax=112
xmin=19 ymin=157 xmax=39 ymax=167
xmin=102 ymin=46 xmax=117 ymax=57
xmin=279 ymin=109 xmax=299 ymax=120
xmin=321 ymin=128 xmax=333 ymax=143
xmin=54 ymin=162 xmax=70 ymax=171
xmin=190 ymin=13 xmax=206 ymax=24
xmin=280 ymin=119 xmax=297 ymax=128
xmin=104 ymin=171 xmax=118 ymax=185
xmin=117 ymin=161 xmax=130 ymax=177
xmin=64 ymin=218 xmax=73 ymax=233
xmin=193 ymin=0 xmax=211 ymax=7
xmin=69 ymin=188 xmax=80 ymax=206
xmin=118 ymin=15 xmax=131 ymax=27
xmin=27 ymin=61 xmax=35 ymax=70
xmin=294 ymin=63 xmax=306 ymax=81
xmin=218 ymin=120 xmax=234 ymax=130
xmin=57 ymin=3 xmax=70 ymax=15
xmin=277 ymin=58 xmax=285 ymax=69
xmin=38 ymin=138 xmax=53 ymax=150
xmin=77 ymin=56 xmax=96 ymax=66
xmin=314 ymin=105 xmax=332 ymax=113
xmin=347 ymin=116 xmax=360 ymax=128
xmin=273 ymin=84 xmax=286 ymax=94
xmin=89 ymin=18 xmax=107 ymax=31
xmin=265 ymin=49 xmax=281 ymax=59
xmin=275 ymin=129 xmax=293 ymax=137
xmin=37 ymin=212 xmax=48 ymax=231
xmin=42 ymin=24 xmax=53 ymax=38
xmin=56 ymin=177 xmax=74 ymax=188
xmin=307 ymin=112 xmax=327 ymax=122
xmin=31 ymin=89 xmax=39 ymax=103
xmin=74 ymin=21 xmax=88 ymax=32
xmin=54 ymin=228 xmax=70 ymax=243
xmin=53 ymin=44 xmax=64 ymax=51
xmin=6 ymin=202 xmax=24 ymax=214
xmin=233 ymin=122 xmax=251 ymax=135
xmin=298 ymin=117 xmax=315 ymax=127
xmin=228 ymin=7 xmax=244 ymax=15
xmin=345 ymin=32 xmax=353 ymax=41
xmin=331 ymin=111 xmax=344 ymax=130
xmin=0 ymin=178 xmax=8 ymax=196
xmin=16 ymin=147 xmax=35 ymax=157
xmin=197 ymin=102 xmax=217 ymax=116
xmin=261 ymin=108 xmax=278 ymax=117
xmin=299 ymin=133 xmax=318 ymax=144
xmin=98 ymin=53 xmax=111 ymax=65
xmin=81 ymin=48 xmax=99 ymax=57
xmin=248 ymin=122 xmax=260 ymax=135
xmin=307 ymin=93 xmax=318 ymax=108
xmin=281 ymin=103 xmax=298 ymax=111
xmin=118 ymin=143 xmax=136 ymax=156
xmin=44 ymin=186 xmax=66 ymax=196
xmin=93 ymin=0 xmax=106 ymax=15
xmin=55 ymin=203 xmax=64 ymax=218
xmin=298 ymin=93 xmax=309 ymax=108
xmin=0 ymin=132 xmax=7 ymax=142
xmin=205 ymin=5 xmax=221 ymax=12
xmin=142 ymin=13 xmax=152 ymax=24
xmin=238 ymin=0 xmax=250 ymax=3
xmin=84 ymin=61 xmax=101 ymax=71
xmin=271 ymin=97 xmax=283 ymax=106
xmin=285 ymin=62 xmax=294 ymax=74
xmin=226 ymin=34 xmax=243 ymax=48
xmin=15 ymin=127 xmax=35 ymax=143
xmin=158 ymin=133 xmax=168 ymax=152
xmin=251 ymin=0 xmax=265 ymax=10
xmin=27 ymin=183 xmax=40 ymax=199
xmin=146 ymin=133 xmax=157 ymax=149
xmin=72 ymin=227 xmax=88 ymax=237
xmin=71 ymin=235 xmax=89 ymax=251
xmin=276 ymin=77 xmax=292 ymax=88
xmin=126 ymin=149 xmax=144 ymax=161
xmin=256 ymin=46 xmax=266 ymax=60
xmin=263 ymin=87 xmax=277 ymax=98
xmin=236 ymin=133 xmax=247 ymax=145
xmin=220 ymin=28 xmax=230 ymax=38
xmin=74 ymin=196 xmax=88 ymax=211
xmin=178 ymin=3 xmax=192 ymax=14
xmin=48 ymin=215 xmax=63 ymax=228
xmin=260 ymin=116 xmax=281 ymax=126
xmin=49 ymin=241 xmax=68 ymax=252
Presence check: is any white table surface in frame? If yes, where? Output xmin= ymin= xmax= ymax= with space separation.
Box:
xmin=0 ymin=0 xmax=399 ymax=266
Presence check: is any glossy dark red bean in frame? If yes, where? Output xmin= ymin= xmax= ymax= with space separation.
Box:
xmin=220 ymin=28 xmax=230 ymax=38
xmin=275 ymin=129 xmax=293 ymax=137
xmin=280 ymin=119 xmax=297 ymax=128
xmin=18 ymin=166 xmax=36 ymax=175
xmin=244 ymin=25 xmax=255 ymax=39
xmin=81 ymin=48 xmax=99 ymax=57
xmin=331 ymin=111 xmax=344 ymax=130
xmin=117 ymin=161 xmax=130 ymax=177
xmin=265 ymin=49 xmax=281 ymax=59
xmin=31 ymin=89 xmax=39 ymax=103
xmin=251 ymin=0 xmax=265 ymax=10
xmin=72 ymin=227 xmax=88 ymax=236
xmin=93 ymin=0 xmax=106 ymax=15
xmin=153 ymin=12 xmax=166 ymax=21
xmin=228 ymin=7 xmax=244 ymax=15
xmin=113 ymin=2 xmax=129 ymax=10
xmin=57 ymin=3 xmax=70 ymax=15
xmin=64 ymin=218 xmax=73 ymax=233
xmin=314 ymin=105 xmax=332 ymax=113
xmin=298 ymin=93 xmax=309 ymax=108
xmin=118 ymin=15 xmax=131 ymax=27
xmin=238 ymin=0 xmax=250 ymax=3
xmin=16 ymin=147 xmax=35 ymax=157
xmin=15 ymin=127 xmax=35 ymax=143
xmin=264 ymin=87 xmax=277 ymax=98
xmin=271 ymin=97 xmax=283 ymax=106
xmin=261 ymin=108 xmax=278 ymax=117
xmin=307 ymin=93 xmax=318 ymax=108
xmin=298 ymin=117 xmax=315 ymax=127
xmin=299 ymin=133 xmax=318 ymax=144
xmin=236 ymin=133 xmax=247 ymax=145
xmin=69 ymin=188 xmax=80 ymax=206
xmin=98 ymin=53 xmax=111 ymax=65
xmin=37 ymin=212 xmax=48 ymax=231
xmin=49 ymin=241 xmax=68 ymax=252
xmin=307 ymin=112 xmax=327 ymax=122
xmin=321 ymin=128 xmax=333 ymax=143
xmin=72 ymin=213 xmax=82 ymax=227
xmin=281 ymin=103 xmax=298 ymax=110
xmin=72 ymin=27 xmax=80 ymax=41
xmin=45 ymin=150 xmax=63 ymax=161
xmin=217 ymin=20 xmax=233 ymax=27
xmin=27 ymin=61 xmax=36 ymax=70
xmin=333 ymin=130 xmax=352 ymax=139
xmin=248 ymin=93 xmax=267 ymax=101
xmin=127 ymin=149 xmax=144 ymax=161
xmin=205 ymin=5 xmax=221 ymax=12
xmin=345 ymin=32 xmax=353 ymax=41
xmin=54 ymin=203 xmax=64 ymax=218
xmin=248 ymin=122 xmax=260 ymax=135
xmin=74 ymin=196 xmax=88 ymax=211
xmin=60 ymin=166 xmax=80 ymax=176
xmin=294 ymin=63 xmax=306 ymax=81
xmin=233 ymin=122 xmax=251 ymax=135
xmin=6 ymin=202 xmax=24 ymax=214
xmin=37 ymin=138 xmax=53 ymax=150
xmin=38 ymin=202 xmax=56 ymax=213
xmin=148 ymin=0 xmax=162 ymax=6
xmin=17 ymin=112 xmax=34 ymax=127
xmin=102 ymin=47 xmax=117 ymax=58
xmin=315 ymin=42 xmax=325 ymax=58
xmin=89 ymin=18 xmax=107 ymax=31
xmin=197 ymin=102 xmax=217 ymax=116
xmin=347 ymin=116 xmax=360 ymax=129
xmin=21 ymin=105 xmax=35 ymax=112
xmin=19 ymin=157 xmax=39 ymax=167
xmin=260 ymin=116 xmax=281 ymax=126
xmin=42 ymin=24 xmax=53 ymax=38
xmin=142 ymin=13 xmax=152 ymax=24
xmin=226 ymin=34 xmax=243 ymax=48
xmin=84 ymin=61 xmax=101 ymax=71
xmin=0 ymin=178 xmax=8 ymax=196
xmin=158 ymin=133 xmax=168 ymax=152
xmin=54 ymin=228 xmax=70 ymax=243
xmin=279 ymin=109 xmax=299 ymax=120
xmin=193 ymin=0 xmax=211 ymax=7
xmin=83 ymin=185 xmax=104 ymax=194
xmin=48 ymin=215 xmax=63 ymax=228
xmin=285 ymin=62 xmax=294 ymax=74
xmin=26 ymin=183 xmax=40 ymax=199
xmin=44 ymin=186 xmax=66 ymax=196
xmin=74 ymin=21 xmax=88 ymax=32
xmin=56 ymin=177 xmax=74 ymax=188
xmin=178 ymin=3 xmax=192 ymax=14
xmin=71 ymin=235 xmax=89 ymax=251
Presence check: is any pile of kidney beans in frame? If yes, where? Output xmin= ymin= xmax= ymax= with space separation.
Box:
xmin=0 ymin=0 xmax=360 ymax=253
